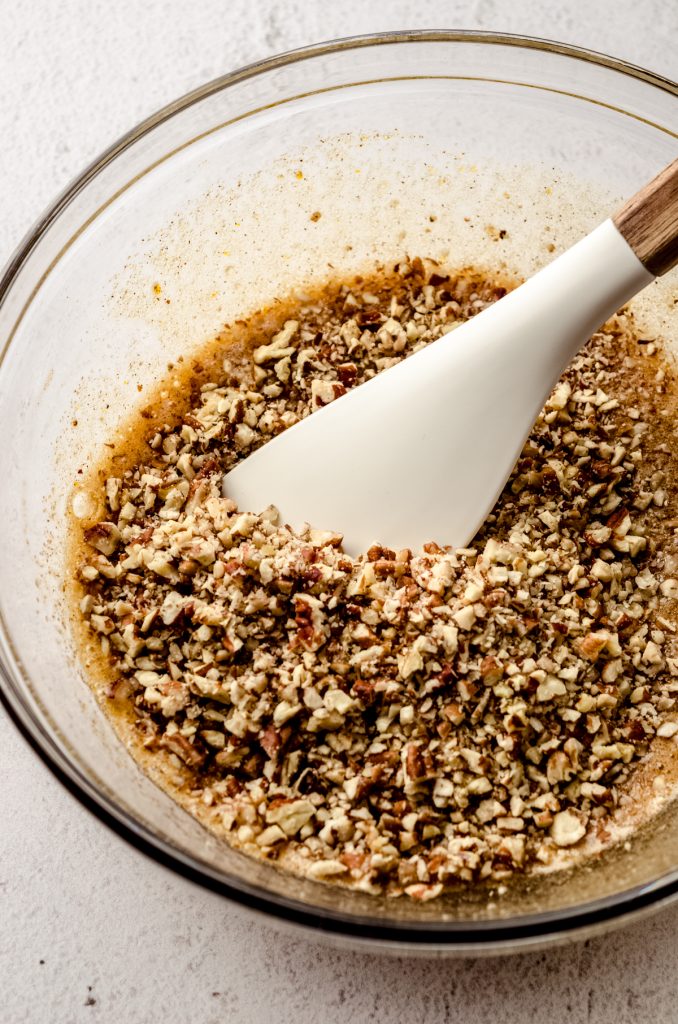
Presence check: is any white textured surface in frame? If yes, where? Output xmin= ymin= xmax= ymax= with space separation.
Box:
xmin=1 ymin=2 xmax=677 ymax=1021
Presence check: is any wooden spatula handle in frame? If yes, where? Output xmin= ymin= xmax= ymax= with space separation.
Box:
xmin=613 ymin=157 xmax=678 ymax=277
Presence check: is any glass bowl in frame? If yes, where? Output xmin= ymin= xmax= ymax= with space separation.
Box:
xmin=1 ymin=31 xmax=677 ymax=955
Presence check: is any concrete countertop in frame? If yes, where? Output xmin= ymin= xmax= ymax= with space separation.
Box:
xmin=1 ymin=2 xmax=677 ymax=1021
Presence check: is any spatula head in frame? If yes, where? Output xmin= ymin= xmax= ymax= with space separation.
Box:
xmin=224 ymin=221 xmax=651 ymax=554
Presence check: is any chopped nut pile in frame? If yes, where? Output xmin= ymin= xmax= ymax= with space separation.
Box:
xmin=77 ymin=260 xmax=678 ymax=899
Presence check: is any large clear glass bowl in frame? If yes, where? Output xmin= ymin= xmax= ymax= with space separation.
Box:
xmin=1 ymin=32 xmax=677 ymax=954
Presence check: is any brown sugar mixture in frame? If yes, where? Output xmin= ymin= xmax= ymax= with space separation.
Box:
xmin=73 ymin=259 xmax=678 ymax=900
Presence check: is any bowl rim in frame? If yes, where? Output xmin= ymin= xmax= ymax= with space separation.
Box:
xmin=2 ymin=29 xmax=678 ymax=951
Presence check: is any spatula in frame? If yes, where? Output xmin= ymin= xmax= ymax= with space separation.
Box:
xmin=224 ymin=159 xmax=678 ymax=555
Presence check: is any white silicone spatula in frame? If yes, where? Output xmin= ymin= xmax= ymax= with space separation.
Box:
xmin=225 ymin=159 xmax=678 ymax=555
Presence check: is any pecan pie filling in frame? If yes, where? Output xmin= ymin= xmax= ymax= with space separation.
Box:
xmin=73 ymin=260 xmax=678 ymax=899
